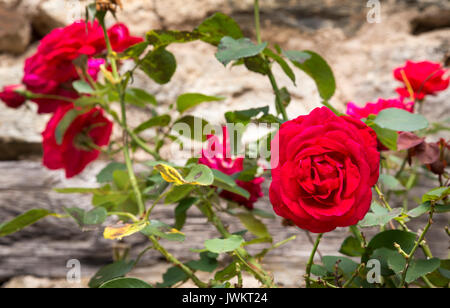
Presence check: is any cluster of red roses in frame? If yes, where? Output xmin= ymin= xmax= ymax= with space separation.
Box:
xmin=269 ymin=60 xmax=448 ymax=233
xmin=0 ymin=21 xmax=143 ymax=178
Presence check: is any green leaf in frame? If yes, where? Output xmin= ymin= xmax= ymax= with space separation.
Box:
xmin=204 ymin=235 xmax=244 ymax=253
xmin=134 ymin=115 xmax=171 ymax=134
xmin=264 ymin=48 xmax=296 ymax=84
xmin=284 ymin=50 xmax=335 ymax=100
xmin=186 ymin=252 xmax=219 ymax=273
xmin=64 ymin=207 xmax=107 ymax=228
xmin=322 ymin=256 xmax=359 ymax=279
xmin=141 ymin=220 xmax=185 ymax=242
xmin=244 ymin=55 xmax=270 ymax=75
xmin=408 ymin=202 xmax=432 ymax=218
xmin=173 ymin=115 xmax=209 ymax=142
xmin=390 ymin=258 xmax=441 ymax=284
xmin=369 ymin=123 xmax=398 ymax=151
xmin=99 ymin=277 xmax=152 ymax=288
xmin=55 ymin=108 xmax=82 ymax=145
xmin=214 ymin=262 xmax=238 ymax=282
xmin=88 ymin=260 xmax=134 ymax=288
xmin=236 ymin=212 xmax=271 ymax=239
xmin=427 ymin=259 xmax=450 ymax=287
xmin=422 ymin=187 xmax=449 ymax=203
xmin=121 ymin=41 xmax=149 ymax=59
xmin=176 ymin=93 xmax=224 ymax=113
xmin=225 ymin=106 xmax=269 ymax=125
xmin=97 ymin=162 xmax=127 ymax=183
xmin=140 ymin=47 xmax=176 ymax=84
xmin=84 ymin=207 xmax=107 ymax=225
xmin=125 ymin=88 xmax=157 ymax=107
xmin=174 ymin=197 xmax=198 ymax=230
xmin=157 ymin=266 xmax=188 ymax=288
xmin=379 ymin=174 xmax=404 ymax=191
xmin=0 ymin=209 xmax=57 ymax=237
xmin=372 ymin=247 xmax=401 ymax=276
xmin=374 ymin=108 xmax=429 ymax=132
xmin=184 ymin=164 xmax=214 ymax=186
xmin=215 ymin=37 xmax=267 ymax=66
xmin=339 ymin=236 xmax=365 ymax=257
xmin=363 ymin=230 xmax=416 ymax=263
xmin=310 ymin=264 xmax=328 ymax=277
xmin=212 ymin=169 xmax=237 ymax=188
xmin=146 ymin=30 xmax=202 ymax=48
xmin=359 ymin=203 xmax=402 ymax=228
xmin=165 ymin=185 xmax=195 ymax=204
xmin=196 ymin=13 xmax=243 ymax=46
xmin=72 ymin=80 xmax=94 ymax=94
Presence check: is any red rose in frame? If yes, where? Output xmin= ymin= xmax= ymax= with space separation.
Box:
xmin=199 ymin=126 xmax=265 ymax=209
xmin=346 ymin=97 xmax=414 ymax=151
xmin=42 ymin=104 xmax=113 ymax=178
xmin=0 ymin=85 xmax=26 ymax=108
xmin=108 ymin=24 xmax=144 ymax=52
xmin=22 ymin=21 xmax=142 ymax=113
xmin=346 ymin=98 xmax=413 ymax=120
xmin=394 ymin=61 xmax=449 ymax=100
xmin=270 ymin=107 xmax=380 ymax=233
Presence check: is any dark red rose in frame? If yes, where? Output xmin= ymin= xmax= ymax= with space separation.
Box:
xmin=394 ymin=61 xmax=449 ymax=100
xmin=0 ymin=85 xmax=26 ymax=108
xmin=22 ymin=21 xmax=142 ymax=113
xmin=42 ymin=104 xmax=113 ymax=178
xmin=270 ymin=107 xmax=380 ymax=233
xmin=199 ymin=126 xmax=265 ymax=209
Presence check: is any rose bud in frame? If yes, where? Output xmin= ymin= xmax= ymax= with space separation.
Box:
xmin=0 ymin=85 xmax=26 ymax=108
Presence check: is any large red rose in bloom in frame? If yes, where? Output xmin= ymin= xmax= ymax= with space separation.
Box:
xmin=270 ymin=107 xmax=380 ymax=233
xmin=199 ymin=126 xmax=264 ymax=209
xmin=346 ymin=98 xmax=413 ymax=120
xmin=21 ymin=21 xmax=142 ymax=113
xmin=394 ymin=61 xmax=449 ymax=100
xmin=0 ymin=85 xmax=26 ymax=108
xmin=42 ymin=105 xmax=113 ymax=178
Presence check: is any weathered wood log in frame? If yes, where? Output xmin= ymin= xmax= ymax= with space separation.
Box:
xmin=0 ymin=161 xmax=448 ymax=287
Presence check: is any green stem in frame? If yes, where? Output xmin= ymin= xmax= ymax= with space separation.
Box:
xmin=342 ymin=263 xmax=365 ymax=288
xmin=253 ymin=0 xmax=288 ymax=121
xmin=107 ymin=212 xmax=139 ymax=223
xmin=148 ymin=235 xmax=208 ymax=288
xmin=399 ymin=204 xmax=435 ymax=288
xmin=199 ymin=191 xmax=276 ymax=287
xmin=100 ymin=18 xmax=145 ymax=216
xmin=305 ymin=233 xmax=323 ymax=288
xmin=268 ymin=70 xmax=289 ymax=121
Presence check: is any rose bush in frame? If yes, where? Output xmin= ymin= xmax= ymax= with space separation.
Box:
xmin=0 ymin=1 xmax=448 ymax=289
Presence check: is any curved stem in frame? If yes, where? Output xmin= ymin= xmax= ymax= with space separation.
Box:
xmin=399 ymin=204 xmax=435 ymax=288
xmin=148 ymin=235 xmax=208 ymax=288
xmin=253 ymin=0 xmax=288 ymax=121
xmin=305 ymin=233 xmax=323 ymax=288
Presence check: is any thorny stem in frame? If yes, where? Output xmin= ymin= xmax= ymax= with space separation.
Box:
xmin=200 ymin=190 xmax=276 ymax=287
xmin=98 ymin=15 xmax=208 ymax=288
xmin=342 ymin=263 xmax=365 ymax=288
xmin=399 ymin=203 xmax=436 ymax=288
xmin=305 ymin=233 xmax=323 ymax=288
xmin=148 ymin=235 xmax=208 ymax=288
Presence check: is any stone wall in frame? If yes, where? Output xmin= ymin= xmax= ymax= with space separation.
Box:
xmin=0 ymin=0 xmax=449 ymax=287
